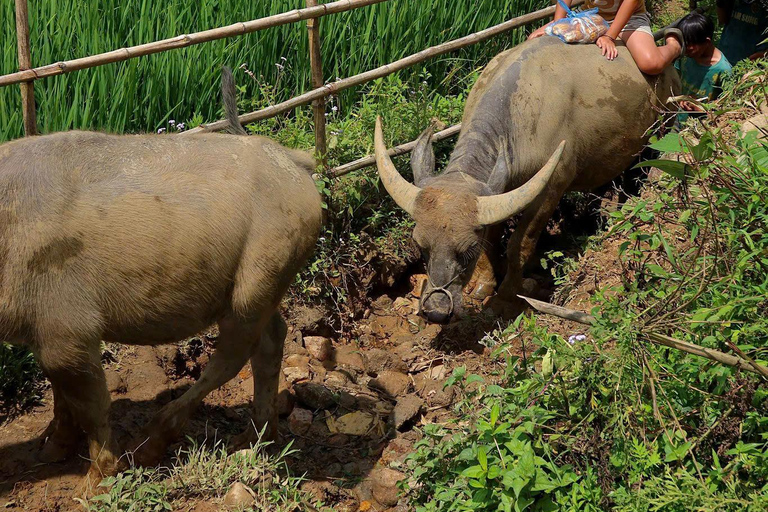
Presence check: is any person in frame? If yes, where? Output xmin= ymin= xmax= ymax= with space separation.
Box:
xmin=717 ymin=0 xmax=768 ymax=64
xmin=529 ymin=0 xmax=684 ymax=75
xmin=675 ymin=12 xmax=732 ymax=121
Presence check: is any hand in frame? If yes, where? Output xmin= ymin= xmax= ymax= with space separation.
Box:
xmin=528 ymin=23 xmax=550 ymax=40
xmin=680 ymin=101 xmax=703 ymax=112
xmin=596 ymin=35 xmax=618 ymax=60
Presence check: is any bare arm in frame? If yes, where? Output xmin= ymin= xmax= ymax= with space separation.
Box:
xmin=605 ymin=0 xmax=638 ymax=40
xmin=716 ymin=0 xmax=734 ymax=24
xmin=528 ymin=0 xmax=573 ymax=39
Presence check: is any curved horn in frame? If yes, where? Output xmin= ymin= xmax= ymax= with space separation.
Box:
xmin=477 ymin=140 xmax=566 ymax=226
xmin=374 ymin=116 xmax=421 ymax=216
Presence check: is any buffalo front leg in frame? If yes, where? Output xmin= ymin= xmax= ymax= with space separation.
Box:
xmin=130 ymin=312 xmax=268 ymax=467
xmin=35 ymin=337 xmax=120 ymax=494
xmin=493 ymin=182 xmax=571 ymax=318
xmin=467 ymin=224 xmax=505 ymax=300
xmin=234 ymin=311 xmax=287 ymax=447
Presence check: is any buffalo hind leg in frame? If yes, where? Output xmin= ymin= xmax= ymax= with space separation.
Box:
xmin=39 ymin=382 xmax=83 ymax=463
xmin=35 ymin=337 xmax=120 ymax=495
xmin=233 ymin=311 xmax=287 ymax=447
xmin=492 ymin=180 xmax=571 ymax=318
xmin=130 ymin=311 xmax=268 ymax=467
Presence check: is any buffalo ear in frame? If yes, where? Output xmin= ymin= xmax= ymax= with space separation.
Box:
xmin=411 ymin=124 xmax=436 ymax=186
xmin=487 ymin=143 xmax=512 ymax=193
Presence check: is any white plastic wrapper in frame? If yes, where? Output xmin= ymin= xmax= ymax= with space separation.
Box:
xmin=545 ymin=13 xmax=609 ymax=44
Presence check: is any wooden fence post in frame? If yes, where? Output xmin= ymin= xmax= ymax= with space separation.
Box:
xmin=306 ymin=0 xmax=327 ymax=167
xmin=15 ymin=0 xmax=37 ymax=136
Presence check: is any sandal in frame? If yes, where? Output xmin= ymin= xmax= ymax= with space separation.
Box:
xmin=661 ymin=27 xmax=686 ymax=58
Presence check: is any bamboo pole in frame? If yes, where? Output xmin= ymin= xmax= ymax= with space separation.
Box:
xmin=331 ymin=123 xmax=462 ymax=177
xmin=0 ymin=0 xmax=389 ymax=88
xmin=14 ymin=0 xmax=37 ymax=136
xmin=306 ymin=0 xmax=327 ymax=167
xmin=517 ymin=295 xmax=768 ymax=378
xmin=186 ymin=1 xmax=582 ymax=134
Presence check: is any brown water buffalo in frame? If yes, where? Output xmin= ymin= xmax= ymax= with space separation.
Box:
xmin=375 ymin=36 xmax=680 ymax=323
xmin=0 ymin=68 xmax=322 ymax=489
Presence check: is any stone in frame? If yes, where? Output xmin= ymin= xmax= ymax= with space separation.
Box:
xmin=391 ymin=394 xmax=424 ymax=431
xmin=427 ymin=364 xmax=447 ymax=381
xmin=364 ymin=349 xmax=408 ymax=375
xmin=223 ymin=482 xmax=255 ymax=509
xmin=392 ymin=341 xmax=419 ymax=364
xmin=294 ymin=381 xmax=336 ymax=410
xmin=381 ymin=436 xmax=416 ymax=465
xmin=409 ymin=274 xmax=428 ymax=298
xmin=370 ymin=468 xmax=405 ymax=507
xmin=372 ymin=295 xmax=393 ymax=311
xmin=304 ymin=336 xmax=333 ymax=362
xmin=288 ymin=408 xmax=313 ymax=435
xmin=325 ymin=370 xmax=350 ymax=388
xmin=283 ymin=365 xmax=310 ymax=384
xmin=105 ymin=368 xmax=127 ymax=394
xmin=369 ymin=371 xmax=410 ymax=397
xmin=413 ymin=374 xmax=455 ymax=408
xmin=392 ymin=297 xmax=414 ymax=315
xmin=334 ymin=346 xmax=366 ymax=372
xmin=285 ymin=354 xmax=311 ymax=368
xmin=415 ymin=324 xmax=442 ymax=346
xmin=327 ymin=411 xmax=380 ymax=436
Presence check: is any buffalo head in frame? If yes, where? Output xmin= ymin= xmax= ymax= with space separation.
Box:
xmin=374 ymin=117 xmax=565 ymax=323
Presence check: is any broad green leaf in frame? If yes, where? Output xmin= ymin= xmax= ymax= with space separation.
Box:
xmin=633 ymin=159 xmax=688 ymax=179
xmin=649 ymin=133 xmax=683 ymax=153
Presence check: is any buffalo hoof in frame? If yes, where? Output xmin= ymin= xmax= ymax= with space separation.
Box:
xmin=39 ymin=437 xmax=79 ymax=463
xmin=484 ymin=295 xmax=525 ymax=320
xmin=127 ymin=434 xmax=168 ymax=468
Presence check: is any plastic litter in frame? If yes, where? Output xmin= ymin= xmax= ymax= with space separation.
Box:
xmin=545 ymin=0 xmax=609 ymax=44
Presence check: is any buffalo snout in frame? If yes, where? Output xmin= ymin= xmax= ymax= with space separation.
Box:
xmin=420 ymin=289 xmax=454 ymax=324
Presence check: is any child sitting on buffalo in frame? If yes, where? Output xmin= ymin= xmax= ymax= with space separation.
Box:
xmin=529 ymin=0 xmax=684 ymax=76
xmin=675 ymin=12 xmax=732 ymax=121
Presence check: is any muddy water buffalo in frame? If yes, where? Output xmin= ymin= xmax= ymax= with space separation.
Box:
xmin=0 ymin=69 xmax=322 ymax=488
xmin=375 ymin=36 xmax=680 ymax=323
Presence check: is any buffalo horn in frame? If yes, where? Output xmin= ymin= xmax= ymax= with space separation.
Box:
xmin=476 ymin=140 xmax=566 ymax=226
xmin=374 ymin=117 xmax=421 ymax=216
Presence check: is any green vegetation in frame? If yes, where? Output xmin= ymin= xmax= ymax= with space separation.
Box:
xmin=0 ymin=343 xmax=44 ymax=419
xmin=403 ymin=69 xmax=768 ymax=511
xmin=0 ymin=0 xmax=547 ymax=142
xmin=80 ymin=436 xmax=315 ymax=511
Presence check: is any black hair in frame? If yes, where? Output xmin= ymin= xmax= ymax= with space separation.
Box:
xmin=677 ymin=12 xmax=715 ymax=46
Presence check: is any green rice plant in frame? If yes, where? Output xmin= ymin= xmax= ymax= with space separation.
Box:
xmin=0 ymin=0 xmax=547 ymax=142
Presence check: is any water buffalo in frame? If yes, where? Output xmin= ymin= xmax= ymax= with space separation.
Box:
xmin=0 ymin=68 xmax=322 ymax=489
xmin=375 ymin=36 xmax=680 ymax=323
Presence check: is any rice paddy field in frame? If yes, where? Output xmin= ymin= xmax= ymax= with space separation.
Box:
xmin=0 ymin=0 xmax=548 ymax=142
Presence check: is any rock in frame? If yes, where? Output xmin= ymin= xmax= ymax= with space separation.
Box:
xmin=415 ymin=324 xmax=441 ymax=346
xmin=370 ymin=371 xmax=410 ymax=397
xmin=294 ymin=381 xmax=336 ymax=410
xmin=277 ymin=374 xmax=295 ymax=417
xmin=288 ymin=408 xmax=313 ymax=435
xmin=327 ymin=433 xmax=350 ymax=446
xmin=223 ymin=482 xmax=255 ymax=509
xmin=284 ymin=333 xmax=308 ymax=357
xmin=325 ymin=370 xmax=350 ymax=388
xmin=304 ymin=336 xmax=333 ymax=362
xmin=370 ymin=468 xmax=405 ymax=507
xmin=381 ymin=436 xmax=417 ymax=465
xmin=105 ymin=369 xmax=127 ymax=394
xmin=392 ymin=297 xmax=415 ymax=315
xmin=427 ymin=364 xmax=447 ymax=381
xmin=407 ymin=314 xmax=426 ymax=333
xmin=364 ymin=349 xmax=408 ymax=375
xmin=393 ymin=341 xmax=418 ymax=364
xmin=285 ymin=354 xmax=310 ymax=368
xmin=409 ymin=274 xmax=428 ymax=298
xmin=372 ymin=295 xmax=393 ymax=311
xmin=283 ymin=365 xmax=310 ymax=384
xmin=391 ymin=394 xmax=424 ymax=430
xmin=327 ymin=462 xmax=343 ymax=476
xmin=334 ymin=346 xmax=366 ymax=372
xmin=343 ymin=461 xmax=364 ymax=475
xmin=327 ymin=411 xmax=381 ymax=436
xmin=413 ymin=374 xmax=455 ymax=408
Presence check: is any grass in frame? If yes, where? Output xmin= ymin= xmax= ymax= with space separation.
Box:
xmin=80 ymin=435 xmax=318 ymax=511
xmin=0 ymin=0 xmax=548 ymax=142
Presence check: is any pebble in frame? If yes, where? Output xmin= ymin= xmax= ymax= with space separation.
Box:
xmin=370 ymin=468 xmax=405 ymax=507
xmin=304 ymin=336 xmax=333 ymax=361
xmin=288 ymin=408 xmax=313 ymax=435
xmin=391 ymin=394 xmax=424 ymax=430
xmin=369 ymin=371 xmax=410 ymax=397
xmin=223 ymin=482 xmax=255 ymax=509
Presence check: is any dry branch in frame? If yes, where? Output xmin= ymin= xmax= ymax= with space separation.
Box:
xmin=186 ymin=1 xmax=584 ymax=134
xmin=331 ymin=123 xmax=463 ymax=177
xmin=518 ymin=295 xmax=768 ymax=378
xmin=0 ymin=0 xmax=389 ymax=88
xmin=14 ymin=0 xmax=36 ymax=135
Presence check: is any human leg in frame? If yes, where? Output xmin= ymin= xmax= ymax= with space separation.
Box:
xmin=622 ymin=28 xmax=682 ymax=75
